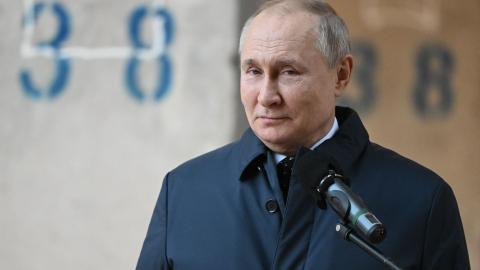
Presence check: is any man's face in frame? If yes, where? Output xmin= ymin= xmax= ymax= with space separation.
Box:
xmin=240 ymin=10 xmax=344 ymax=155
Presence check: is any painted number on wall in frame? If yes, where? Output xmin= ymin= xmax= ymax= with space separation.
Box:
xmin=339 ymin=41 xmax=377 ymax=114
xmin=20 ymin=2 xmax=175 ymax=103
xmin=340 ymin=41 xmax=455 ymax=119
xmin=20 ymin=2 xmax=71 ymax=99
xmin=413 ymin=44 xmax=454 ymax=118
xmin=126 ymin=6 xmax=174 ymax=102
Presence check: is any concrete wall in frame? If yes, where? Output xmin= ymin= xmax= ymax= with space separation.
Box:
xmin=0 ymin=0 xmax=237 ymax=269
xmin=0 ymin=0 xmax=478 ymax=269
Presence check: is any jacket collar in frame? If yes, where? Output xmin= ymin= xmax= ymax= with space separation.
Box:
xmin=236 ymin=128 xmax=268 ymax=181
xmin=235 ymin=106 xmax=369 ymax=180
xmin=327 ymin=106 xmax=370 ymax=175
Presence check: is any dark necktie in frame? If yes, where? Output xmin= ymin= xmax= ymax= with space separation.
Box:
xmin=276 ymin=156 xmax=295 ymax=200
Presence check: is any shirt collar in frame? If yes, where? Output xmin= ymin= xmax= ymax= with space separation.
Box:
xmin=274 ymin=117 xmax=339 ymax=164
xmin=236 ymin=117 xmax=340 ymax=181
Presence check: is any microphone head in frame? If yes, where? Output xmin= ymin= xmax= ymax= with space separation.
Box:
xmin=367 ymin=224 xmax=387 ymax=244
xmin=356 ymin=212 xmax=387 ymax=244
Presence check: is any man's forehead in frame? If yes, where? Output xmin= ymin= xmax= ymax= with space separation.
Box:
xmin=240 ymin=30 xmax=315 ymax=64
xmin=240 ymin=33 xmax=309 ymax=61
xmin=242 ymin=37 xmax=309 ymax=57
xmin=241 ymin=11 xmax=318 ymax=51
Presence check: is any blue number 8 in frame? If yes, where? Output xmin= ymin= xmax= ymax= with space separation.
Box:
xmin=125 ymin=6 xmax=175 ymax=102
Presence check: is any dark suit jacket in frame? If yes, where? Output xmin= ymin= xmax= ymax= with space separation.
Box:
xmin=137 ymin=107 xmax=470 ymax=270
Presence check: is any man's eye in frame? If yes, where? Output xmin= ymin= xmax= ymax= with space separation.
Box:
xmin=247 ymin=68 xmax=262 ymax=75
xmin=283 ymin=69 xmax=299 ymax=76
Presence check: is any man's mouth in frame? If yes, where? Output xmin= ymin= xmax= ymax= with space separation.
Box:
xmin=257 ymin=116 xmax=288 ymax=124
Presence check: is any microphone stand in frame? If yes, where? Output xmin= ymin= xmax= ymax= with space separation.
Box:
xmin=335 ymin=223 xmax=403 ymax=270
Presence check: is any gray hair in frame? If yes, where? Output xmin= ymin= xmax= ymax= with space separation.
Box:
xmin=238 ymin=0 xmax=351 ymax=68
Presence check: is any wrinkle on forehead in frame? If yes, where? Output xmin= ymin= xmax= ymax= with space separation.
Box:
xmin=242 ymin=32 xmax=314 ymax=63
xmin=251 ymin=36 xmax=308 ymax=47
xmin=248 ymin=38 xmax=306 ymax=54
xmin=250 ymin=20 xmax=315 ymax=42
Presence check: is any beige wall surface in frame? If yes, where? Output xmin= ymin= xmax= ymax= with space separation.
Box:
xmin=331 ymin=0 xmax=480 ymax=268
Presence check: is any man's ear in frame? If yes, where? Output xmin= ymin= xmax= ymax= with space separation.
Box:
xmin=334 ymin=54 xmax=353 ymax=97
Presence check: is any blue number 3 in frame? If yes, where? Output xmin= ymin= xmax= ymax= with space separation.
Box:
xmin=20 ymin=2 xmax=71 ymax=100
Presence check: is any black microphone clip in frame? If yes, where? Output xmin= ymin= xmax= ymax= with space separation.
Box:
xmin=313 ymin=169 xmax=349 ymax=210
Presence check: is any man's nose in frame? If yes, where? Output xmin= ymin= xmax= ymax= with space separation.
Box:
xmin=258 ymin=77 xmax=281 ymax=107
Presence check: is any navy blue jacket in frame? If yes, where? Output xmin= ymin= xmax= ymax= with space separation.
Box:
xmin=137 ymin=107 xmax=469 ymax=270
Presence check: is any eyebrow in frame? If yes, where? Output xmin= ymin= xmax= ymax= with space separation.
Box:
xmin=241 ymin=59 xmax=257 ymax=70
xmin=241 ymin=58 xmax=301 ymax=70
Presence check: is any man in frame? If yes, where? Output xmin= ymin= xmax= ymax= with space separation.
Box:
xmin=137 ymin=1 xmax=470 ymax=269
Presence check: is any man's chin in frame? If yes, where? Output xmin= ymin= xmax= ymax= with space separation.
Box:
xmin=256 ymin=134 xmax=298 ymax=154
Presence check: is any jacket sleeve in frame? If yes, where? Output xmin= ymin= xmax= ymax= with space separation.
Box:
xmin=136 ymin=174 xmax=171 ymax=270
xmin=421 ymin=182 xmax=470 ymax=270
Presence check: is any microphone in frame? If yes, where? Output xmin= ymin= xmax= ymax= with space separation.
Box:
xmin=317 ymin=170 xmax=386 ymax=244
xmin=293 ymin=147 xmax=386 ymax=244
